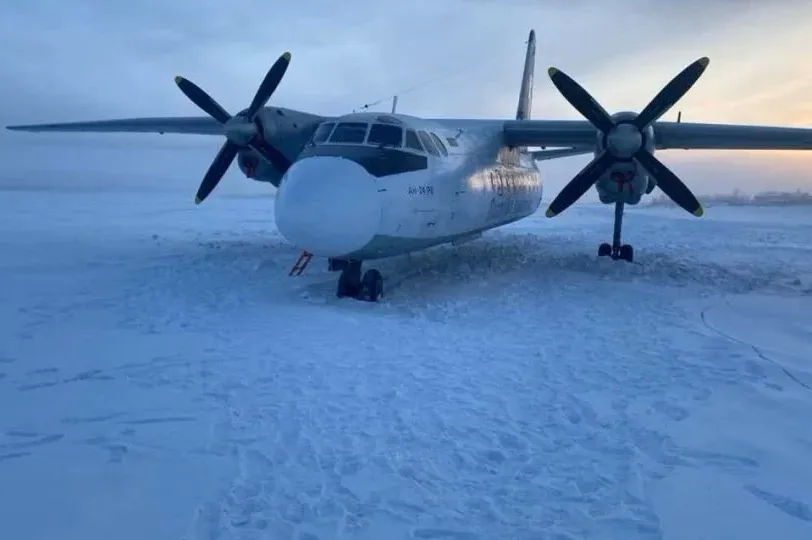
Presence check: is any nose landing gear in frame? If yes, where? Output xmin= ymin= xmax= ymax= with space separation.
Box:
xmin=336 ymin=260 xmax=384 ymax=302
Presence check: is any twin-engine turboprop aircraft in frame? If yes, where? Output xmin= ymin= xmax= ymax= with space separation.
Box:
xmin=8 ymin=30 xmax=812 ymax=302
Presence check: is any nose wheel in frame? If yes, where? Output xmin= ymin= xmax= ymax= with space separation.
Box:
xmin=598 ymin=201 xmax=634 ymax=263
xmin=336 ymin=260 xmax=384 ymax=302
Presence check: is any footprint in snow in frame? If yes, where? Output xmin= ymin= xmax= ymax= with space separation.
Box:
xmin=745 ymin=485 xmax=812 ymax=522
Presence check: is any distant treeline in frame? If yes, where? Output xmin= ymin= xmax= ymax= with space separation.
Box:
xmin=647 ymin=188 xmax=812 ymax=207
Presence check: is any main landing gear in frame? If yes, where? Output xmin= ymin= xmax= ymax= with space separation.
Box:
xmin=334 ymin=259 xmax=384 ymax=302
xmin=598 ymin=201 xmax=634 ymax=262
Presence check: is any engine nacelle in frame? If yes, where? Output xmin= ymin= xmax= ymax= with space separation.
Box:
xmin=594 ymin=111 xmax=657 ymax=205
xmin=237 ymin=150 xmax=284 ymax=187
xmin=233 ymin=107 xmax=323 ymax=189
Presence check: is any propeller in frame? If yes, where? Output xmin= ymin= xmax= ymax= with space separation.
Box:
xmin=544 ymin=57 xmax=710 ymax=218
xmin=174 ymin=52 xmax=294 ymax=204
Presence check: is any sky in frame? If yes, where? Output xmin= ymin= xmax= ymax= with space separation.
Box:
xmin=1 ymin=0 xmax=811 ymax=199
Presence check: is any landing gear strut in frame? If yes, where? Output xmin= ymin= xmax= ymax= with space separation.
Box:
xmin=598 ymin=201 xmax=634 ymax=262
xmin=336 ymin=259 xmax=383 ymax=302
xmin=328 ymin=258 xmax=348 ymax=272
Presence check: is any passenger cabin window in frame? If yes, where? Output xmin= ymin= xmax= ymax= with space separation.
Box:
xmin=417 ymin=130 xmax=440 ymax=156
xmin=429 ymin=132 xmax=448 ymax=156
xmin=310 ymin=122 xmax=335 ymax=144
xmin=329 ymin=122 xmax=368 ymax=144
xmin=367 ymin=123 xmax=403 ymax=148
xmin=404 ymin=129 xmax=424 ymax=152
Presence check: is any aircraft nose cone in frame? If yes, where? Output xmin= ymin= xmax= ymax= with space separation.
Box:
xmin=275 ymin=157 xmax=381 ymax=257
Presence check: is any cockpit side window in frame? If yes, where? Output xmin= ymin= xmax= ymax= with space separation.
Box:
xmin=429 ymin=132 xmax=448 ymax=156
xmin=404 ymin=129 xmax=424 ymax=152
xmin=310 ymin=122 xmax=335 ymax=144
xmin=417 ymin=130 xmax=440 ymax=156
xmin=329 ymin=122 xmax=369 ymax=144
xmin=367 ymin=123 xmax=403 ymax=148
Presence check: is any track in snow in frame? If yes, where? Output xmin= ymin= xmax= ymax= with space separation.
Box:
xmin=1 ymin=190 xmax=811 ymax=540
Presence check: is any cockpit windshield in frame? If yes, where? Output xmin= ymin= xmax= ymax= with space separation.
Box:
xmin=307 ymin=118 xmax=444 ymax=157
xmin=367 ymin=123 xmax=403 ymax=148
xmin=310 ymin=122 xmax=335 ymax=144
xmin=329 ymin=122 xmax=368 ymax=143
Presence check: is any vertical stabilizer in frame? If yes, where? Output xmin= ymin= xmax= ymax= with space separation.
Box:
xmin=516 ymin=29 xmax=536 ymax=121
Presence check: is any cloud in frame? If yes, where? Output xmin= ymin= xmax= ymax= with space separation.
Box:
xmin=1 ymin=0 xmax=810 ymax=197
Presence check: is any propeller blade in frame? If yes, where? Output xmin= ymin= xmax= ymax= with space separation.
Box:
xmin=180 ymin=51 xmax=293 ymax=203
xmin=248 ymin=139 xmax=292 ymax=174
xmin=546 ymin=151 xmax=615 ymax=217
xmin=174 ymin=77 xmax=232 ymax=124
xmin=634 ymin=150 xmax=703 ymax=216
xmin=633 ymin=57 xmax=710 ymax=129
xmin=246 ymin=52 xmax=292 ymax=119
xmin=547 ymin=67 xmax=615 ymax=133
xmin=195 ymin=141 xmax=240 ymax=204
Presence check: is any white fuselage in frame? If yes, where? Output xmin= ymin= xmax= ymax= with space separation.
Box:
xmin=274 ymin=112 xmax=542 ymax=260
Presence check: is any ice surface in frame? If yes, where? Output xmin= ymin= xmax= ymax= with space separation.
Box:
xmin=1 ymin=190 xmax=811 ymax=540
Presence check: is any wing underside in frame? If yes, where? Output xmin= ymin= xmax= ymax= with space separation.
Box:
xmin=6 ymin=116 xmax=223 ymax=135
xmin=503 ymin=119 xmax=812 ymax=151
xmin=531 ymin=147 xmax=594 ymax=161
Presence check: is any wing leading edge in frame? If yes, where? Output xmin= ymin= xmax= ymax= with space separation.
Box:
xmin=9 ymin=114 xmax=812 ymax=152
xmin=653 ymin=121 xmax=812 ymax=150
xmin=503 ymin=119 xmax=812 ymax=151
xmin=6 ymin=116 xmax=223 ymax=135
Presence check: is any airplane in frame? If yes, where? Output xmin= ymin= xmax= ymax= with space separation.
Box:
xmin=8 ymin=29 xmax=812 ymax=302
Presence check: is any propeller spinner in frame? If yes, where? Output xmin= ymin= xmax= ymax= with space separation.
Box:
xmin=174 ymin=52 xmax=294 ymax=204
xmin=544 ymin=57 xmax=710 ymax=218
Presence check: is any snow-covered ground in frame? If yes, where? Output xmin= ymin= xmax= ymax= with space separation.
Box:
xmin=1 ymin=188 xmax=811 ymax=540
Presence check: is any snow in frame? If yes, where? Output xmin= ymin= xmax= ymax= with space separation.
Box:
xmin=1 ymin=188 xmax=811 ymax=540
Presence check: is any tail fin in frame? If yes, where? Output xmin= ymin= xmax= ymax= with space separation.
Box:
xmin=515 ymin=29 xmax=536 ymax=121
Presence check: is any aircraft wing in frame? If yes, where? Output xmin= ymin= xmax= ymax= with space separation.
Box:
xmin=503 ymin=120 xmax=598 ymax=148
xmin=6 ymin=116 xmax=223 ymax=135
xmin=653 ymin=121 xmax=812 ymax=150
xmin=503 ymin=119 xmax=812 ymax=151
xmin=531 ymin=147 xmax=594 ymax=161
